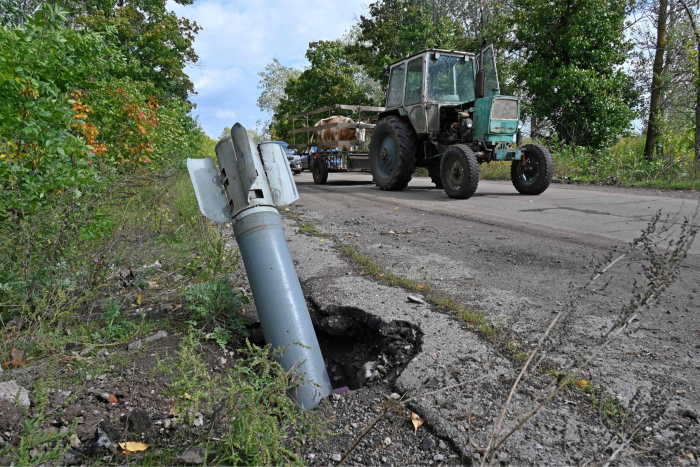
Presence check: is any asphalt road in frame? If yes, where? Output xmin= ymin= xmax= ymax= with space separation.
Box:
xmin=287 ymin=170 xmax=700 ymax=464
xmin=297 ymin=172 xmax=700 ymax=255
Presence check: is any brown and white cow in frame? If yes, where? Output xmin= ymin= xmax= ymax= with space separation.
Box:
xmin=313 ymin=115 xmax=361 ymax=151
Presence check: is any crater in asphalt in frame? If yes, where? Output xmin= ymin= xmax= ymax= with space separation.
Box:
xmin=310 ymin=305 xmax=423 ymax=390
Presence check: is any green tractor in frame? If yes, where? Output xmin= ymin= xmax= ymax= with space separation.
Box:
xmin=369 ymin=44 xmax=553 ymax=199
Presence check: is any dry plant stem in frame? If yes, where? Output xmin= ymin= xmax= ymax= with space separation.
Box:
xmin=338 ymin=410 xmax=386 ymax=466
xmin=492 ymin=310 xmax=640 ymax=457
xmin=485 ymin=207 xmax=699 ymax=465
xmin=481 ymin=252 xmax=628 ymax=463
xmin=401 ymin=376 xmax=485 ymax=404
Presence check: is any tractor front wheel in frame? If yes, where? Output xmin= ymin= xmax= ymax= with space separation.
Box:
xmin=369 ymin=116 xmax=416 ymax=190
xmin=440 ymin=145 xmax=480 ymax=199
xmin=312 ymin=157 xmax=328 ymax=185
xmin=510 ymin=143 xmax=554 ymax=195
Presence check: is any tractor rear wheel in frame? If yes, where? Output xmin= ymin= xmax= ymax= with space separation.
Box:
xmin=312 ymin=157 xmax=328 ymax=185
xmin=428 ymin=165 xmax=443 ymax=188
xmin=440 ymin=145 xmax=479 ymax=199
xmin=511 ymin=143 xmax=554 ymax=195
xmin=369 ymin=116 xmax=416 ymax=190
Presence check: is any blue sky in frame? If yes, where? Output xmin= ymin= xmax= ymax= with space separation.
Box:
xmin=168 ymin=0 xmax=369 ymax=138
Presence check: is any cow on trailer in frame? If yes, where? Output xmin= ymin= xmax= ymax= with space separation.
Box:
xmin=313 ymin=116 xmax=358 ymax=151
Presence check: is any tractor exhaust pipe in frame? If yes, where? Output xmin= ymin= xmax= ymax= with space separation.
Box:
xmin=475 ymin=40 xmax=486 ymax=99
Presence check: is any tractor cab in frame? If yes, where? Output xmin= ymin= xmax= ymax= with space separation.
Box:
xmin=371 ymin=44 xmax=553 ymax=199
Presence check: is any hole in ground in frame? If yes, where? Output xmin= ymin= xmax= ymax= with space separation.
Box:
xmin=310 ymin=305 xmax=423 ymax=390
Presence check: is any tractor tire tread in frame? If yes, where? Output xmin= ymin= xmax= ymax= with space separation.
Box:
xmin=511 ymin=143 xmax=553 ymax=195
xmin=441 ymin=144 xmax=479 ymax=199
xmin=369 ymin=116 xmax=416 ymax=191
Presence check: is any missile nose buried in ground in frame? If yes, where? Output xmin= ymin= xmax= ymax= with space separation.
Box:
xmin=186 ymin=123 xmax=332 ymax=410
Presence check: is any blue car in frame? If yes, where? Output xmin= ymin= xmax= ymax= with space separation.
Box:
xmin=258 ymin=141 xmax=302 ymax=175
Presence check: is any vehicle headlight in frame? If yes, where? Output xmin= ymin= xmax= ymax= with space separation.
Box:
xmin=462 ymin=118 xmax=473 ymax=128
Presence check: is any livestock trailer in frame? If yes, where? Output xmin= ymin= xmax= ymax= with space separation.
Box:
xmin=287 ymin=104 xmax=384 ymax=184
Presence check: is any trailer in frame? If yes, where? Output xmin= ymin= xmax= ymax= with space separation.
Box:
xmin=287 ymin=104 xmax=384 ymax=185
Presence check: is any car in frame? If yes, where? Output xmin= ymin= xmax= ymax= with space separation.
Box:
xmin=258 ymin=141 xmax=302 ymax=175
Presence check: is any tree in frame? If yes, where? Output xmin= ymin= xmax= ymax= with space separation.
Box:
xmin=257 ymin=59 xmax=301 ymax=116
xmin=349 ymin=0 xmax=464 ymax=84
xmin=512 ymin=0 xmax=640 ymax=148
xmin=271 ymin=40 xmax=382 ymax=140
xmin=677 ymin=0 xmax=700 ymax=170
xmin=644 ymin=0 xmax=670 ymax=161
xmin=77 ymin=1 xmax=200 ymax=104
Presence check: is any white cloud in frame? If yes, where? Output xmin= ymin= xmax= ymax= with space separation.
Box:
xmin=215 ymin=109 xmax=237 ymax=119
xmin=168 ymin=0 xmax=368 ymax=138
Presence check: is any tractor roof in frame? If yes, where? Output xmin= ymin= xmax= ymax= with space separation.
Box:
xmin=388 ymin=49 xmax=476 ymax=67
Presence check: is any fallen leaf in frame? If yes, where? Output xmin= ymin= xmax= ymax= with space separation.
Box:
xmin=574 ymin=380 xmax=589 ymax=388
xmin=388 ymin=231 xmax=395 ymax=234
xmin=2 ymin=348 xmax=26 ymax=368
xmin=320 ymin=239 xmax=324 ymax=242
xmin=147 ymin=280 xmax=158 ymax=289
xmin=172 ymin=303 xmax=182 ymax=310
xmin=119 ymin=441 xmax=149 ymax=453
xmin=137 ymin=292 xmax=143 ymax=305
xmin=410 ymin=412 xmax=423 ymax=434
xmin=394 ymin=207 xmax=399 ymax=209
xmin=109 ymin=396 xmax=118 ymax=403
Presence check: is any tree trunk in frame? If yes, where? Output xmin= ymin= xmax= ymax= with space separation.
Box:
xmin=644 ymin=0 xmax=669 ymax=162
xmin=695 ymin=42 xmax=700 ymax=172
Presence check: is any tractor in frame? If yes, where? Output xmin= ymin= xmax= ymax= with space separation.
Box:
xmin=369 ymin=43 xmax=554 ymax=199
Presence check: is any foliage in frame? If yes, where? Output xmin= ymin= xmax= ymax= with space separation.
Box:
xmin=0 ymin=3 xmax=209 ymax=322
xmin=78 ymin=5 xmax=200 ymax=104
xmin=185 ymin=280 xmax=249 ymax=346
xmin=0 ymin=415 xmax=70 ymax=467
xmin=349 ymin=0 xmax=464 ymax=83
xmin=271 ymin=40 xmax=382 ymax=139
xmin=511 ymin=0 xmax=640 ymax=148
xmin=159 ymin=332 xmax=315 ymax=466
xmin=257 ymin=58 xmax=302 ymax=116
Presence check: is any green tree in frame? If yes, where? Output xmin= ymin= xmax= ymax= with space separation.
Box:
xmin=271 ymin=40 xmax=381 ymax=140
xmin=512 ymin=0 xmax=639 ymax=148
xmin=76 ymin=1 xmax=200 ymax=104
xmin=349 ymin=0 xmax=464 ymax=84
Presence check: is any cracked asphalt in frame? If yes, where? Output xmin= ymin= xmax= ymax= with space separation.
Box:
xmin=281 ymin=172 xmax=700 ymax=465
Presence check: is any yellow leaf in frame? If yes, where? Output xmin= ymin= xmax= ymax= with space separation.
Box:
xmin=410 ymin=412 xmax=423 ymax=434
xmin=320 ymin=239 xmax=324 ymax=242
xmin=394 ymin=207 xmax=399 ymax=209
xmin=119 ymin=441 xmax=149 ymax=453
xmin=137 ymin=292 xmax=143 ymax=305
xmin=574 ymin=380 xmax=589 ymax=388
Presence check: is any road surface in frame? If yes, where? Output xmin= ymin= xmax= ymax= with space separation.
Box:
xmin=286 ymin=171 xmax=700 ymax=465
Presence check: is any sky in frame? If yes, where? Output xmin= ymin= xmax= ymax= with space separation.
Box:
xmin=168 ymin=0 xmax=369 ymax=139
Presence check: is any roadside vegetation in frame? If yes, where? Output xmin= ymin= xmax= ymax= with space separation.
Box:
xmin=0 ymin=2 xmax=320 ymax=464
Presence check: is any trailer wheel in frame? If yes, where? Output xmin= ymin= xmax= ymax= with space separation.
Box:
xmin=440 ymin=145 xmax=479 ymax=199
xmin=511 ymin=143 xmax=554 ymax=195
xmin=428 ymin=165 xmax=443 ymax=188
xmin=312 ymin=157 xmax=328 ymax=185
xmin=369 ymin=116 xmax=416 ymax=190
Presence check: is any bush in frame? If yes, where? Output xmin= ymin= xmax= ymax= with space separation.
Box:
xmin=185 ymin=280 xmax=249 ymax=347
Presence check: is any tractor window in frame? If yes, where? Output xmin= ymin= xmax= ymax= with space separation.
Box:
xmin=387 ymin=64 xmax=405 ymax=108
xmin=491 ymin=98 xmax=519 ymax=120
xmin=481 ymin=45 xmax=500 ymax=97
xmin=404 ymin=57 xmax=423 ymax=106
xmin=427 ymin=55 xmax=475 ymax=103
